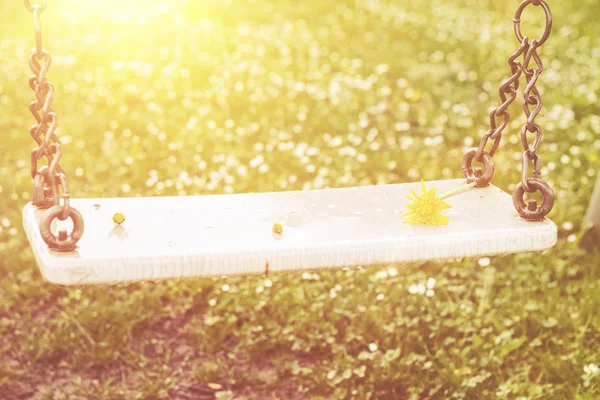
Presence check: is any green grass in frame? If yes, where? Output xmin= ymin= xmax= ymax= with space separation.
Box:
xmin=1 ymin=0 xmax=600 ymax=398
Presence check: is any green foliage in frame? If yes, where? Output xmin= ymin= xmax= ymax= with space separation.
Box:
xmin=1 ymin=0 xmax=599 ymax=398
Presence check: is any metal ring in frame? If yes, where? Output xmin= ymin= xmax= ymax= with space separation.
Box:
xmin=39 ymin=205 xmax=84 ymax=252
xmin=514 ymin=0 xmax=552 ymax=47
xmin=462 ymin=148 xmax=495 ymax=187
xmin=512 ymin=179 xmax=554 ymax=220
xmin=25 ymin=0 xmax=47 ymax=13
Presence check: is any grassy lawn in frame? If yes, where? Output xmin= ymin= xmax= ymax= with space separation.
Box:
xmin=1 ymin=0 xmax=600 ymax=398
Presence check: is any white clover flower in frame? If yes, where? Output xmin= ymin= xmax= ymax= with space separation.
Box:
xmin=408 ymin=283 xmax=427 ymax=295
xmin=478 ymin=257 xmax=491 ymax=267
xmin=562 ymin=221 xmax=573 ymax=231
xmin=426 ymin=277 xmax=436 ymax=289
xmin=584 ymin=364 xmax=598 ymax=375
xmin=374 ymin=270 xmax=388 ymax=280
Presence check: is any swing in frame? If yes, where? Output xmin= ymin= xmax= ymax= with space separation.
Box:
xmin=22 ymin=0 xmax=557 ymax=285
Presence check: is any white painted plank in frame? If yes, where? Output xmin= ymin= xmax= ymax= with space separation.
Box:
xmin=22 ymin=179 xmax=557 ymax=285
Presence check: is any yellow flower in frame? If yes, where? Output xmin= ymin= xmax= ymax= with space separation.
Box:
xmin=113 ymin=213 xmax=126 ymax=225
xmin=272 ymin=222 xmax=283 ymax=234
xmin=403 ymin=181 xmax=452 ymax=225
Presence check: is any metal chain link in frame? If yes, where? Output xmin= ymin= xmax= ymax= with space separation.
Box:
xmin=25 ymin=0 xmax=84 ymax=251
xmin=463 ymin=0 xmax=555 ymax=221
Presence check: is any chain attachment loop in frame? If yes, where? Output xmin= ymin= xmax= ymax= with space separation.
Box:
xmin=512 ymin=179 xmax=554 ymax=221
xmin=39 ymin=205 xmax=84 ymax=252
xmin=461 ymin=149 xmax=495 ymax=187
xmin=514 ymin=0 xmax=552 ymax=46
xmin=25 ymin=0 xmax=47 ymax=13
xmin=33 ymin=6 xmax=44 ymax=58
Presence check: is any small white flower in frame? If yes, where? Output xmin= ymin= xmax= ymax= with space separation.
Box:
xmin=368 ymin=343 xmax=378 ymax=352
xmin=426 ymin=277 xmax=436 ymax=289
xmin=334 ymin=284 xmax=342 ymax=291
xmin=329 ymin=289 xmax=337 ymax=299
xmin=221 ymin=284 xmax=230 ymax=292
xmin=426 ymin=289 xmax=435 ymax=297
xmin=408 ymin=283 xmax=427 ymax=295
xmin=584 ymin=364 xmax=599 ymax=375
xmin=374 ymin=270 xmax=388 ymax=280
xmin=208 ymin=299 xmax=217 ymax=306
xmin=387 ymin=267 xmax=398 ymax=277
xmin=478 ymin=257 xmax=491 ymax=268
xmin=376 ymin=293 xmax=385 ymax=301
xmin=256 ymin=286 xmax=264 ymax=294
xmin=264 ymin=279 xmax=273 ymax=288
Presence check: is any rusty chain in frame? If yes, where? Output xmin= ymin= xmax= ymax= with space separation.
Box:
xmin=25 ymin=0 xmax=84 ymax=251
xmin=463 ymin=0 xmax=555 ymax=221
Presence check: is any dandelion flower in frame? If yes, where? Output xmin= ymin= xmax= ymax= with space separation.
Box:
xmin=403 ymin=181 xmax=452 ymax=225
xmin=403 ymin=180 xmax=476 ymax=226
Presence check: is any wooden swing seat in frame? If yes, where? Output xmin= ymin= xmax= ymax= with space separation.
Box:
xmin=23 ymin=179 xmax=557 ymax=285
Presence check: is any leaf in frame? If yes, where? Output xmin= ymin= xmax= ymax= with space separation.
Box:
xmin=342 ymin=368 xmax=352 ymax=380
xmin=208 ymin=383 xmax=223 ymax=390
xmin=215 ymin=391 xmax=234 ymax=400
xmin=499 ymin=336 xmax=527 ymax=359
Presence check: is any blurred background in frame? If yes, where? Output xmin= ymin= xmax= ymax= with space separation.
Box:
xmin=1 ymin=0 xmax=599 ymax=398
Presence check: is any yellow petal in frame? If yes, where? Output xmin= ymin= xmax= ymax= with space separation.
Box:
xmin=437 ymin=200 xmax=452 ymax=210
xmin=426 ymin=187 xmax=437 ymax=197
xmin=428 ymin=213 xmax=449 ymax=225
